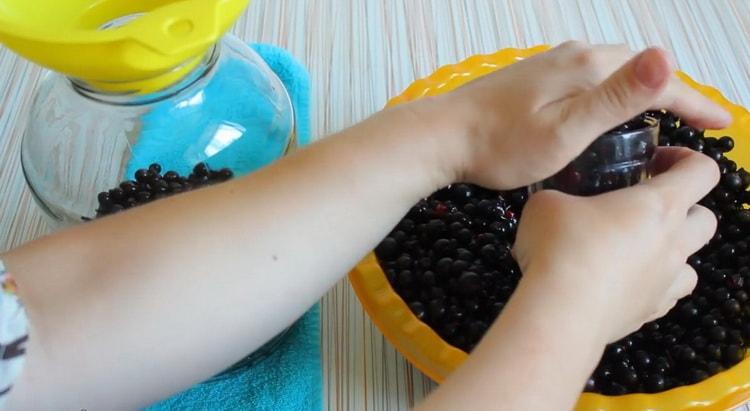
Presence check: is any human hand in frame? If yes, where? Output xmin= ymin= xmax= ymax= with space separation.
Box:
xmin=435 ymin=41 xmax=731 ymax=190
xmin=512 ymin=147 xmax=719 ymax=343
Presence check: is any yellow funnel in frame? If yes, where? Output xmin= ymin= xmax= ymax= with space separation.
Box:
xmin=0 ymin=0 xmax=250 ymax=92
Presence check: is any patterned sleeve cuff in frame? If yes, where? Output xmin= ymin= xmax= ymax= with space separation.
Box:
xmin=0 ymin=260 xmax=29 ymax=408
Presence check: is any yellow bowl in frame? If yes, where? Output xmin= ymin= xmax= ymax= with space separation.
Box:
xmin=349 ymin=46 xmax=750 ymax=411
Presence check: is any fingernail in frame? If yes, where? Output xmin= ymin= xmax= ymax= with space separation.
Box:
xmin=634 ymin=49 xmax=668 ymax=89
xmin=719 ymin=108 xmax=733 ymax=125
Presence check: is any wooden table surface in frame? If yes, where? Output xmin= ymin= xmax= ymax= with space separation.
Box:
xmin=1 ymin=1 xmax=749 ymax=410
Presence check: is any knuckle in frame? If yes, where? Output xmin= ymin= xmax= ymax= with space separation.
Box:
xmin=680 ymin=267 xmax=699 ymax=295
xmin=572 ymin=48 xmax=600 ymax=69
xmin=695 ymin=203 xmax=716 ymax=222
xmin=558 ymin=40 xmax=588 ymax=52
xmin=694 ymin=205 xmax=718 ymax=237
xmin=706 ymin=211 xmax=719 ymax=235
xmin=686 ymin=270 xmax=698 ymax=289
xmin=682 ymin=264 xmax=698 ymax=278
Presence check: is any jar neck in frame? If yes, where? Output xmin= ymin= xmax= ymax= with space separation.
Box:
xmin=70 ymin=44 xmax=220 ymax=106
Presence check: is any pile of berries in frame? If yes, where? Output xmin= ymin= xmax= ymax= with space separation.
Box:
xmin=375 ymin=110 xmax=750 ymax=394
xmin=375 ymin=184 xmax=526 ymax=352
xmin=92 ymin=163 xmax=234 ymax=218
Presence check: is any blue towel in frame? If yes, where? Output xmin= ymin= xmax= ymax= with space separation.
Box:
xmin=135 ymin=43 xmax=321 ymax=411
xmin=126 ymin=43 xmax=311 ymax=177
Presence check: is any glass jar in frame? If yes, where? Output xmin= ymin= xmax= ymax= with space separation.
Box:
xmin=21 ymin=34 xmax=295 ymax=226
xmin=531 ymin=117 xmax=659 ymax=196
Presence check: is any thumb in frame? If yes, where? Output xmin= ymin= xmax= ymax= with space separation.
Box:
xmin=561 ymin=47 xmax=672 ymax=138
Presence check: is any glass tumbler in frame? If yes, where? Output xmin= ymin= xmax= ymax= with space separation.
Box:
xmin=531 ymin=117 xmax=660 ymax=196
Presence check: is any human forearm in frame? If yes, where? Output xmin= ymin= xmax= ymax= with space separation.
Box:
xmin=5 ymin=97 xmax=469 ymax=409
xmin=417 ymin=273 xmax=607 ymax=411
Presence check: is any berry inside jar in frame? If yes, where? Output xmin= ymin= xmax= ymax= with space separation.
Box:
xmin=91 ymin=162 xmax=234 ymax=219
xmin=532 ymin=115 xmax=659 ymax=196
xmin=374 ymin=110 xmax=750 ymax=395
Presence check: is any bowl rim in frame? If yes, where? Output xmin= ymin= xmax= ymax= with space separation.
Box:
xmin=348 ymin=45 xmax=750 ymax=411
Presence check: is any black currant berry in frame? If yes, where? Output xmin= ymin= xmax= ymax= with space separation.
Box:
xmin=718 ymin=136 xmax=735 ymax=152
